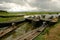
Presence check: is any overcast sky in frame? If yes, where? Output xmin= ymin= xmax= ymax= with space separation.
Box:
xmin=0 ymin=0 xmax=60 ymax=12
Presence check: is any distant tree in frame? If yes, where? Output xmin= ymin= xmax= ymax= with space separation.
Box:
xmin=0 ymin=10 xmax=8 ymax=13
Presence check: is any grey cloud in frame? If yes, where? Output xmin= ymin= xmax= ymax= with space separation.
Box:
xmin=0 ymin=0 xmax=60 ymax=12
xmin=0 ymin=6 xmax=9 ymax=10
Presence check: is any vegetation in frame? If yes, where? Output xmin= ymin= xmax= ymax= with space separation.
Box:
xmin=0 ymin=11 xmax=60 ymax=40
xmin=0 ymin=22 xmax=33 ymax=40
xmin=0 ymin=10 xmax=8 ymax=13
xmin=0 ymin=11 xmax=60 ymax=16
xmin=0 ymin=11 xmax=59 ymax=22
xmin=0 ymin=17 xmax=24 ymax=22
xmin=34 ymin=22 xmax=60 ymax=40
xmin=0 ymin=11 xmax=24 ymax=22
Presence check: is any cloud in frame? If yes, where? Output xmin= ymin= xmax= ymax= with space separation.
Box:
xmin=0 ymin=2 xmax=38 ymax=12
xmin=8 ymin=3 xmax=38 ymax=12
xmin=0 ymin=0 xmax=60 ymax=12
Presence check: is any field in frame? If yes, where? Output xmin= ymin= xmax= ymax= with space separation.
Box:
xmin=0 ymin=11 xmax=59 ymax=22
xmin=0 ymin=11 xmax=60 ymax=40
xmin=0 ymin=12 xmax=24 ymax=22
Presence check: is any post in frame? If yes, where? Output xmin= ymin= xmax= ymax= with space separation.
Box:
xmin=12 ymin=23 xmax=15 ymax=28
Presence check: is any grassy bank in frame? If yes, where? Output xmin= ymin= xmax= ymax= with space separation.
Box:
xmin=34 ymin=22 xmax=60 ymax=40
xmin=0 ymin=17 xmax=24 ymax=22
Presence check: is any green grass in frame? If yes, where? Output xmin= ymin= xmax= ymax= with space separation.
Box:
xmin=33 ymin=29 xmax=49 ymax=40
xmin=0 ymin=12 xmax=24 ymax=22
xmin=0 ymin=12 xmax=60 ymax=16
xmin=33 ymin=27 xmax=49 ymax=40
xmin=0 ymin=17 xmax=24 ymax=22
xmin=34 ymin=34 xmax=45 ymax=40
xmin=34 ymin=22 xmax=60 ymax=40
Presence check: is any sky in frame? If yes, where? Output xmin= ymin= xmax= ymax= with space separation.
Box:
xmin=0 ymin=0 xmax=60 ymax=12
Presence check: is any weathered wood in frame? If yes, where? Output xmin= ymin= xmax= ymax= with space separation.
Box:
xmin=0 ymin=26 xmax=17 ymax=37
